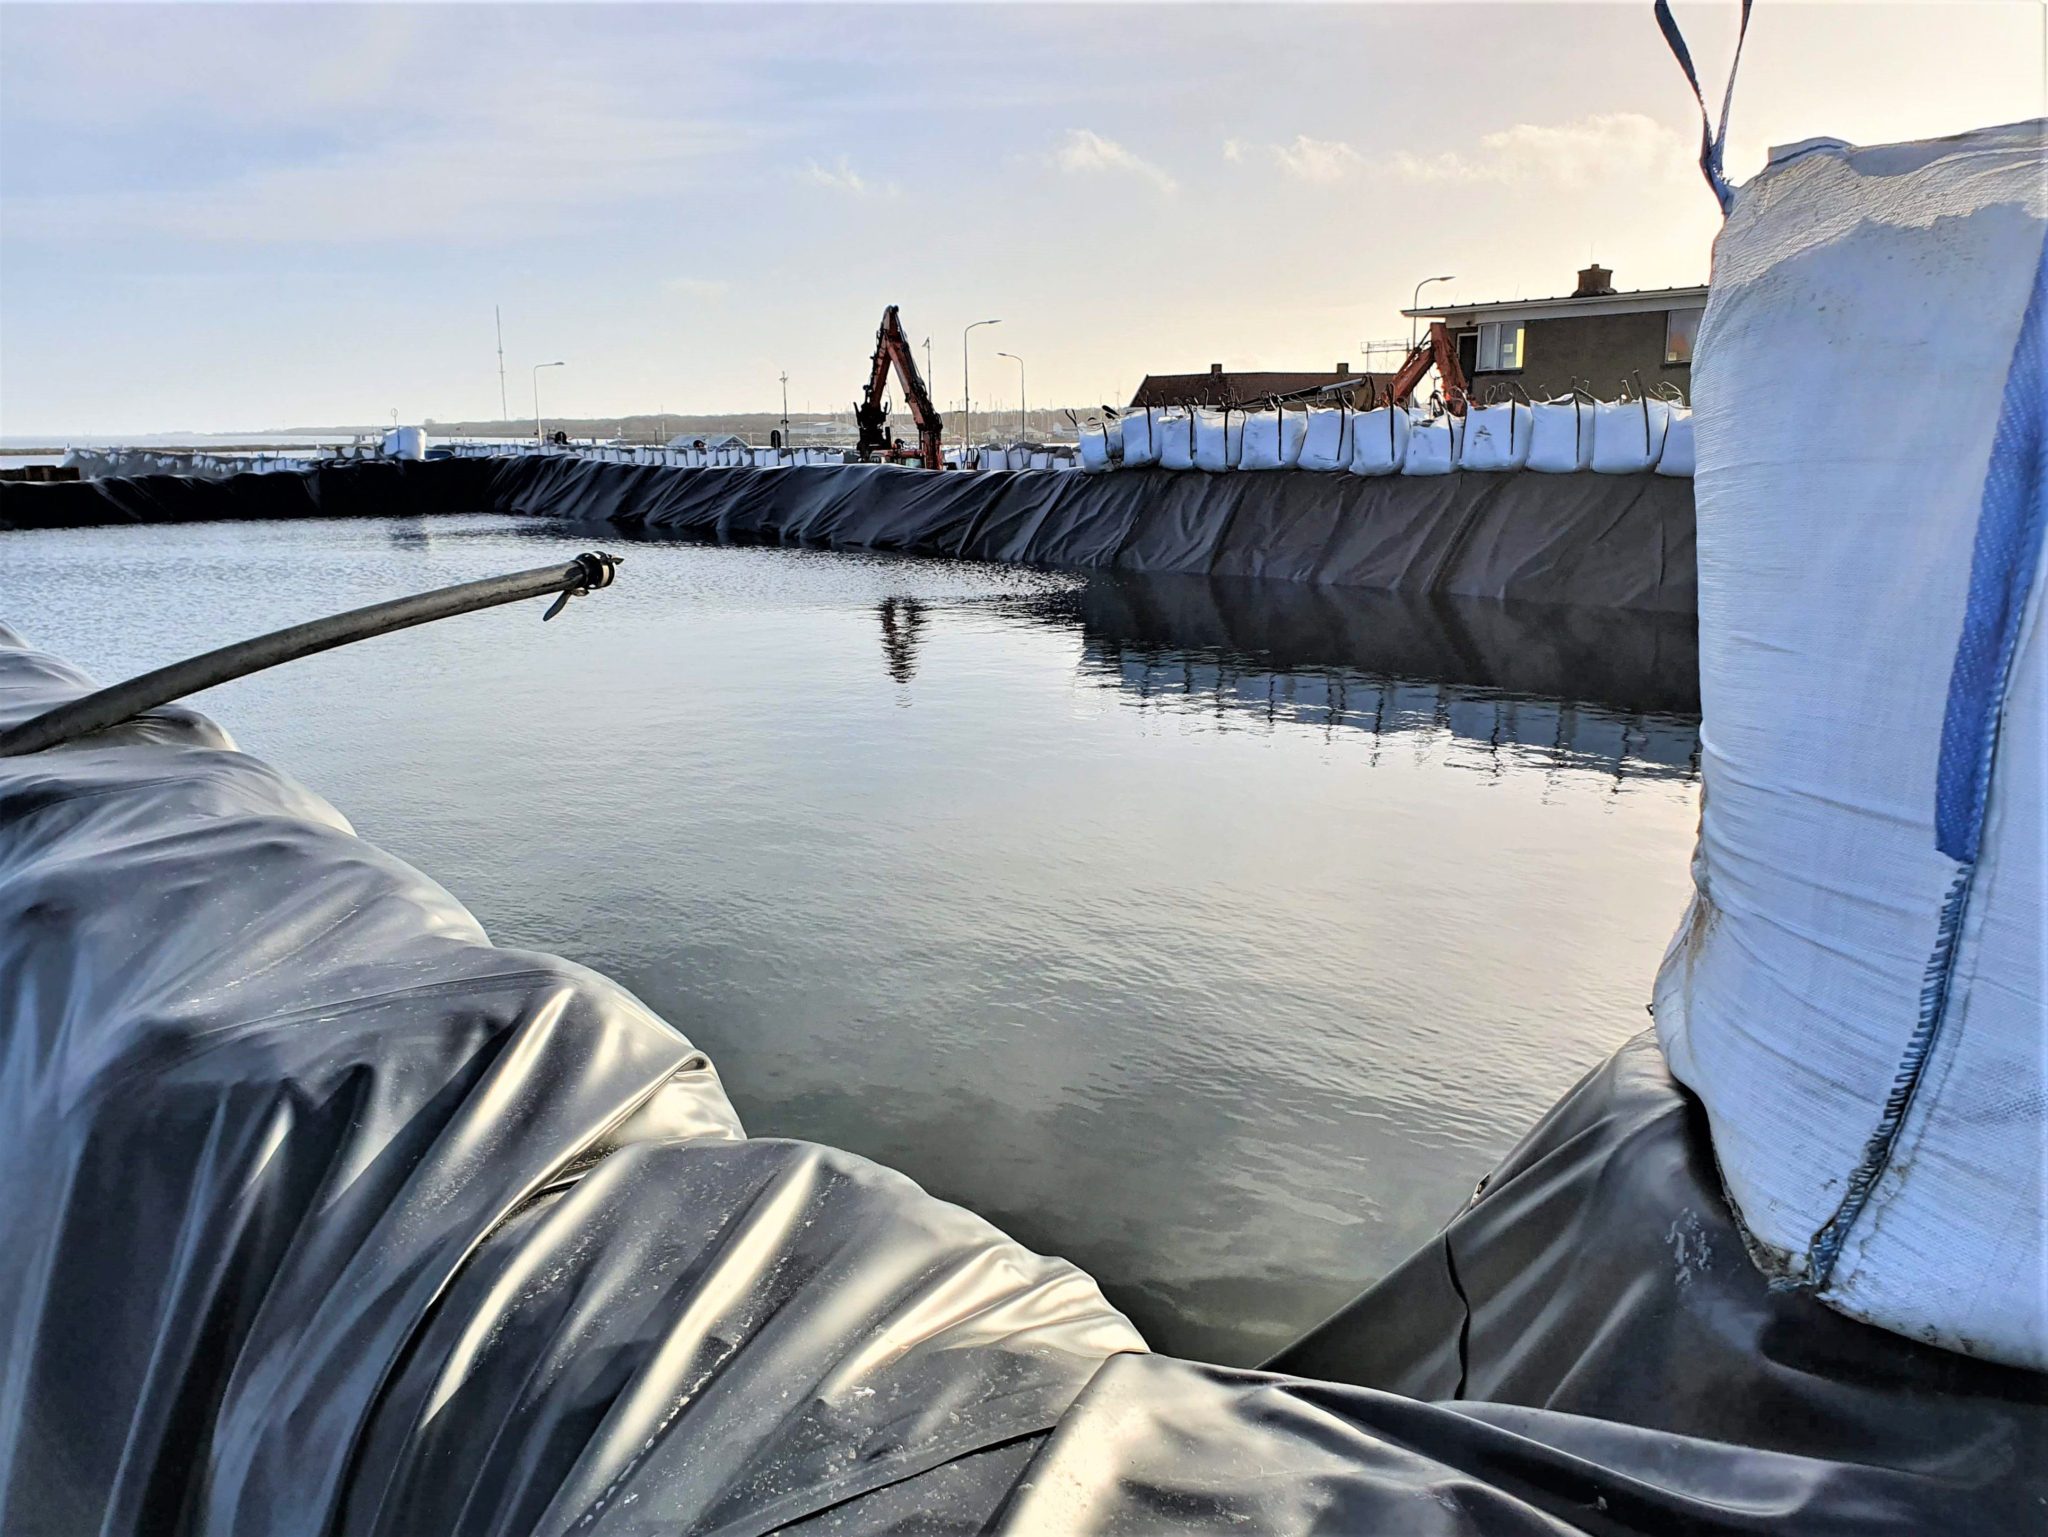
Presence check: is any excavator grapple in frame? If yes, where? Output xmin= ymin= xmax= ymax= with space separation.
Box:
xmin=855 ymin=306 xmax=945 ymax=469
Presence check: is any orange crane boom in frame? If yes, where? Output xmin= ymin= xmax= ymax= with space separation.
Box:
xmin=1386 ymin=321 xmax=1469 ymax=413
xmin=855 ymin=306 xmax=945 ymax=469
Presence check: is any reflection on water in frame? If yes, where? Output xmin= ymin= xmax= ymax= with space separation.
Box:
xmin=1061 ymin=575 xmax=1699 ymax=784
xmin=3 ymin=515 xmax=1701 ymax=1364
xmin=876 ymin=596 xmax=929 ymax=685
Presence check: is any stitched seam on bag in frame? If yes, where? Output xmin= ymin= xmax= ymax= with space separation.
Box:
xmin=1795 ymin=230 xmax=2048 ymax=1292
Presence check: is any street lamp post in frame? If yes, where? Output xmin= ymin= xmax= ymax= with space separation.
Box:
xmin=532 ymin=361 xmax=565 ymax=448
xmin=1409 ymin=275 xmax=1456 ymax=351
xmin=997 ymin=352 xmax=1025 ymax=442
xmin=962 ymin=318 xmax=1000 ymax=460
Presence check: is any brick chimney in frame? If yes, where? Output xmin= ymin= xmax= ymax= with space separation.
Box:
xmin=1574 ymin=263 xmax=1615 ymax=297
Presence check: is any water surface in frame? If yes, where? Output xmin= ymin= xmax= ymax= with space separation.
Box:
xmin=2 ymin=513 xmax=1700 ymax=1362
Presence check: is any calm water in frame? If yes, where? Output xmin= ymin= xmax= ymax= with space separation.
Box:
xmin=1 ymin=514 xmax=1701 ymax=1363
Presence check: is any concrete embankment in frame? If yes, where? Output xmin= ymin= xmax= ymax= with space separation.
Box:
xmin=1 ymin=457 xmax=1695 ymax=612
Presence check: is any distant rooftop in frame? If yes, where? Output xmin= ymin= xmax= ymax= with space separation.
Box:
xmin=1130 ymin=364 xmax=1396 ymax=410
xmin=1404 ymin=264 xmax=1708 ymax=321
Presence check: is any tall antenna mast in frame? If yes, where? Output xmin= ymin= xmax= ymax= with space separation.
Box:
xmin=495 ymin=306 xmax=509 ymax=424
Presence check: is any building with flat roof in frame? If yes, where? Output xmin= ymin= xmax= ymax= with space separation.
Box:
xmin=1130 ymin=362 xmax=1396 ymax=410
xmin=1403 ymin=266 xmax=1707 ymax=402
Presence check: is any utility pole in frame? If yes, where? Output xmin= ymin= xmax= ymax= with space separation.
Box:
xmin=495 ymin=306 xmax=509 ymax=425
xmin=1410 ymin=275 xmax=1456 ymax=351
xmin=962 ymin=318 xmax=1000 ymax=459
xmin=998 ymin=352 xmax=1025 ymax=441
xmin=779 ymin=371 xmax=790 ymax=451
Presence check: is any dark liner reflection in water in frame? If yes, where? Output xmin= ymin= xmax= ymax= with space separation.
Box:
xmin=1049 ymin=572 xmax=1701 ymax=784
xmin=845 ymin=572 xmax=1700 ymax=786
xmin=869 ymin=581 xmax=1701 ymax=782
xmin=541 ymin=518 xmax=1702 ymax=779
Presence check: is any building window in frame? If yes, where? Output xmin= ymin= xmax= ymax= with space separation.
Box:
xmin=1665 ymin=308 xmax=1703 ymax=365
xmin=1476 ymin=321 xmax=1524 ymax=372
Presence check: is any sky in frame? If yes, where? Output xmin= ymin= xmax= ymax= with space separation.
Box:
xmin=1 ymin=1 xmax=2043 ymax=435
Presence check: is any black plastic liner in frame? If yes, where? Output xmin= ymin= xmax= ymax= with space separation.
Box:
xmin=2 ymin=628 xmax=2037 ymax=1534
xmin=0 ymin=458 xmax=499 ymax=527
xmin=0 ymin=627 xmax=1136 ymax=1535
xmin=2 ymin=458 xmax=1696 ymax=612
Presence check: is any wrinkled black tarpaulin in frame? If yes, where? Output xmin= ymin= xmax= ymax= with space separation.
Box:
xmin=3 ymin=628 xmax=2040 ymax=1535
xmin=1269 ymin=1035 xmax=2048 ymax=1534
xmin=0 ymin=629 xmax=1139 ymax=1536
xmin=0 ymin=459 xmax=1696 ymax=612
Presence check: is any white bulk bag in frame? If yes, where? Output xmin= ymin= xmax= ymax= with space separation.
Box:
xmin=381 ymin=427 xmax=427 ymax=461
xmin=1119 ymin=408 xmax=1160 ymax=467
xmin=1298 ymin=408 xmax=1349 ymax=471
xmin=1458 ymin=403 xmax=1531 ymax=472
xmin=1401 ymin=414 xmax=1461 ymax=476
xmin=1078 ymin=420 xmax=1117 ymax=472
xmin=1192 ymin=408 xmax=1242 ymax=472
xmin=1526 ymin=399 xmax=1594 ymax=472
xmin=1655 ymin=408 xmax=1695 ymax=476
xmin=1029 ymin=450 xmax=1052 ymax=470
xmin=1591 ymin=397 xmax=1670 ymax=473
xmin=1158 ymin=411 xmax=1196 ymax=471
xmin=1237 ymin=410 xmax=1306 ymax=471
xmin=1654 ymin=120 xmax=2047 ymax=1369
xmin=1348 ymin=407 xmax=1409 ymax=476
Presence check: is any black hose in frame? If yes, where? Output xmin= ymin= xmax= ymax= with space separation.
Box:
xmin=0 ymin=551 xmax=621 ymax=758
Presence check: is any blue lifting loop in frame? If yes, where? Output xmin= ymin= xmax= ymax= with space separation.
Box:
xmin=1654 ymin=0 xmax=1752 ymax=215
xmin=1792 ymin=233 xmax=2048 ymax=1295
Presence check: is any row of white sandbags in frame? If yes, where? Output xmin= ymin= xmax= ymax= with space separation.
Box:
xmin=60 ymin=448 xmax=325 ymax=480
xmin=1079 ymin=399 xmax=1694 ymax=477
xmin=948 ymin=445 xmax=1082 ymax=471
xmin=445 ymin=443 xmax=856 ymax=469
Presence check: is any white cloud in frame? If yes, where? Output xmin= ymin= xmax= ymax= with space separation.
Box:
xmin=1271 ymin=135 xmax=1364 ymax=183
xmin=1232 ymin=115 xmax=1691 ymax=192
xmin=1050 ymin=129 xmax=1176 ymax=194
xmin=7 ymin=80 xmax=742 ymax=244
xmin=798 ymin=156 xmax=898 ymax=197
xmin=1386 ymin=113 xmax=1691 ymax=187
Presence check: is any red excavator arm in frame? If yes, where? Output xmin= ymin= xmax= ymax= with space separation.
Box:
xmin=1387 ymin=321 xmax=1469 ymax=414
xmin=855 ymin=306 xmax=945 ymax=469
